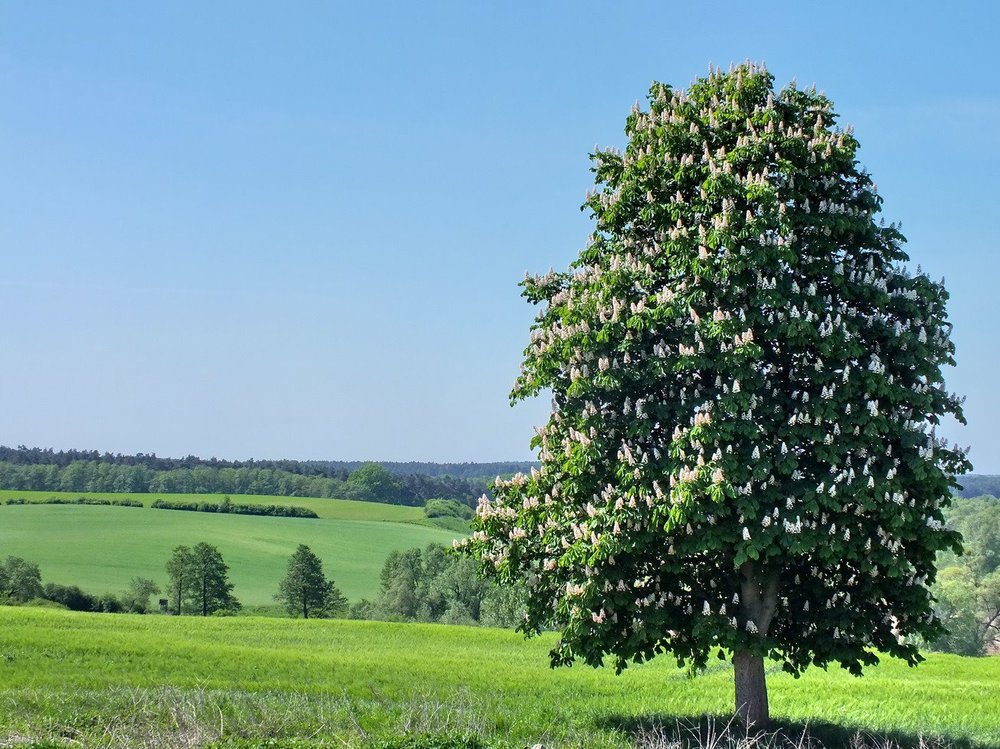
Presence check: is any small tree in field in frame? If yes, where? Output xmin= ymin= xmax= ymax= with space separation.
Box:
xmin=166 ymin=542 xmax=239 ymax=616
xmin=122 ymin=576 xmax=160 ymax=613
xmin=459 ymin=63 xmax=969 ymax=728
xmin=189 ymin=542 xmax=239 ymax=616
xmin=165 ymin=545 xmax=193 ymax=615
xmin=0 ymin=556 xmax=42 ymax=602
xmin=275 ymin=544 xmax=346 ymax=618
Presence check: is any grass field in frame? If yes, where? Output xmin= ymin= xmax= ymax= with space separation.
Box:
xmin=0 ymin=499 xmax=461 ymax=604
xmin=0 ymin=489 xmax=432 ymax=523
xmin=0 ymin=606 xmax=998 ymax=748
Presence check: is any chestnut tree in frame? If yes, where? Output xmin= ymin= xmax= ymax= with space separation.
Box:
xmin=459 ymin=63 xmax=969 ymax=728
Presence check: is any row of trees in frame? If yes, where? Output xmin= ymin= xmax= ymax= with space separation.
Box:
xmin=307 ymin=460 xmax=536 ymax=480
xmin=930 ymin=497 xmax=1000 ymax=655
xmin=955 ymin=476 xmax=1000 ymax=500
xmin=0 ymin=446 xmax=342 ymax=472
xmin=349 ymin=544 xmax=525 ymax=627
xmin=0 ymin=445 xmax=535 ymax=482
xmin=7 ymin=526 xmax=996 ymax=653
xmin=164 ymin=543 xmax=346 ymax=618
xmin=0 ymin=555 xmax=161 ymax=613
xmin=0 ymin=460 xmax=484 ymax=505
xmin=2 ymin=541 xmax=513 ymax=625
xmin=1 ymin=544 xmax=346 ymax=620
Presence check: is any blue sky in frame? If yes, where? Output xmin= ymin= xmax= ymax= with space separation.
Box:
xmin=1 ymin=2 xmax=997 ymax=471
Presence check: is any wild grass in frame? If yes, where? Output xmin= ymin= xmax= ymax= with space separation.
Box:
xmin=0 ymin=501 xmax=459 ymax=604
xmin=0 ymin=608 xmax=997 ymax=748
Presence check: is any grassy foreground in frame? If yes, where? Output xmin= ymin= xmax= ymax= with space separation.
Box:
xmin=0 ymin=607 xmax=998 ymax=748
xmin=0 ymin=502 xmax=459 ymax=603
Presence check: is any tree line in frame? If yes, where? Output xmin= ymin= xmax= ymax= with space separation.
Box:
xmin=348 ymin=544 xmax=525 ymax=627
xmin=0 ymin=543 xmax=347 ymax=620
xmin=1 ymin=539 xmax=522 ymax=627
xmin=930 ymin=496 xmax=1000 ymax=655
xmin=151 ymin=497 xmax=319 ymax=518
xmin=0 ymin=459 xmax=484 ymax=506
xmin=0 ymin=445 xmax=535 ymax=483
xmin=5 ymin=515 xmax=994 ymax=650
xmin=0 ymin=556 xmax=159 ymax=614
xmin=158 ymin=541 xmax=520 ymax=625
xmin=306 ymin=460 xmax=537 ymax=480
xmin=955 ymin=475 xmax=1000 ymax=500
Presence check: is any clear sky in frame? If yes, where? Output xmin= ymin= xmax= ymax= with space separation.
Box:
xmin=1 ymin=2 xmax=997 ymax=471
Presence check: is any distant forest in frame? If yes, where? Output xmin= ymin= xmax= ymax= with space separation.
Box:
xmin=956 ymin=474 xmax=1000 ymax=500
xmin=0 ymin=446 xmax=537 ymax=507
xmin=2 ymin=445 xmax=992 ymax=505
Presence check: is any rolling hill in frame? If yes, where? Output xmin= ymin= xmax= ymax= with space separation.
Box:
xmin=0 ymin=492 xmax=462 ymax=604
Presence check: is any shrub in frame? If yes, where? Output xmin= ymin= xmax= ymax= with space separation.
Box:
xmin=111 ymin=498 xmax=143 ymax=507
xmin=424 ymin=498 xmax=474 ymax=520
xmin=42 ymin=582 xmax=99 ymax=612
xmin=151 ymin=499 xmax=318 ymax=519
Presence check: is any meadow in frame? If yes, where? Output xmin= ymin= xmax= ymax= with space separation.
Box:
xmin=0 ymin=489 xmax=434 ymax=522
xmin=0 ymin=493 xmax=460 ymax=604
xmin=0 ymin=606 xmax=998 ymax=748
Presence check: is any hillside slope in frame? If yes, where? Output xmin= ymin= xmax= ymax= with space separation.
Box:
xmin=0 ymin=502 xmax=460 ymax=603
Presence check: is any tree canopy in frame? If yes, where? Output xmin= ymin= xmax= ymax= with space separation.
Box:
xmin=0 ymin=448 xmax=492 ymax=506
xmin=354 ymin=543 xmax=523 ymax=627
xmin=459 ymin=62 xmax=969 ymax=727
xmin=932 ymin=497 xmax=1000 ymax=654
xmin=165 ymin=543 xmax=239 ymax=616
xmin=275 ymin=544 xmax=346 ymax=618
xmin=0 ymin=556 xmax=42 ymax=602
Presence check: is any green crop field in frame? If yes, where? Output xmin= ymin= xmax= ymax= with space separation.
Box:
xmin=0 ymin=607 xmax=998 ymax=748
xmin=0 ymin=489 xmax=432 ymax=523
xmin=0 ymin=499 xmax=461 ymax=604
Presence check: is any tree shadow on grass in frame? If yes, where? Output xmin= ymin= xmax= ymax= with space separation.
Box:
xmin=594 ymin=713 xmax=999 ymax=749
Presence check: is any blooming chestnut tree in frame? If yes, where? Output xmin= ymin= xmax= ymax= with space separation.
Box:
xmin=458 ymin=63 xmax=969 ymax=728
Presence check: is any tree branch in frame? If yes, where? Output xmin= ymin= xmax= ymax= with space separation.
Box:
xmin=739 ymin=562 xmax=780 ymax=635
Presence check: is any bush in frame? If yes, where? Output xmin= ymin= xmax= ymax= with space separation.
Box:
xmin=423 ymin=499 xmax=474 ymax=532
xmin=98 ymin=593 xmax=124 ymax=613
xmin=151 ymin=499 xmax=318 ymax=519
xmin=23 ymin=597 xmax=67 ymax=610
xmin=111 ymin=498 xmax=143 ymax=507
xmin=424 ymin=498 xmax=474 ymax=520
xmin=348 ymin=599 xmax=376 ymax=620
xmin=42 ymin=582 xmax=99 ymax=612
xmin=4 ymin=496 xmax=141 ymax=508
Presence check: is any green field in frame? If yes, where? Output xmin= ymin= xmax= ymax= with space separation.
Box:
xmin=0 ymin=489 xmax=433 ymax=523
xmin=0 ymin=497 xmax=461 ymax=604
xmin=0 ymin=607 xmax=998 ymax=748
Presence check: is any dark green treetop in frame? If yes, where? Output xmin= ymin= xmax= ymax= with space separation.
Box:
xmin=275 ymin=544 xmax=346 ymax=618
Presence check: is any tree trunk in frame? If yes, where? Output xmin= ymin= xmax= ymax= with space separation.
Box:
xmin=733 ymin=650 xmax=768 ymax=729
